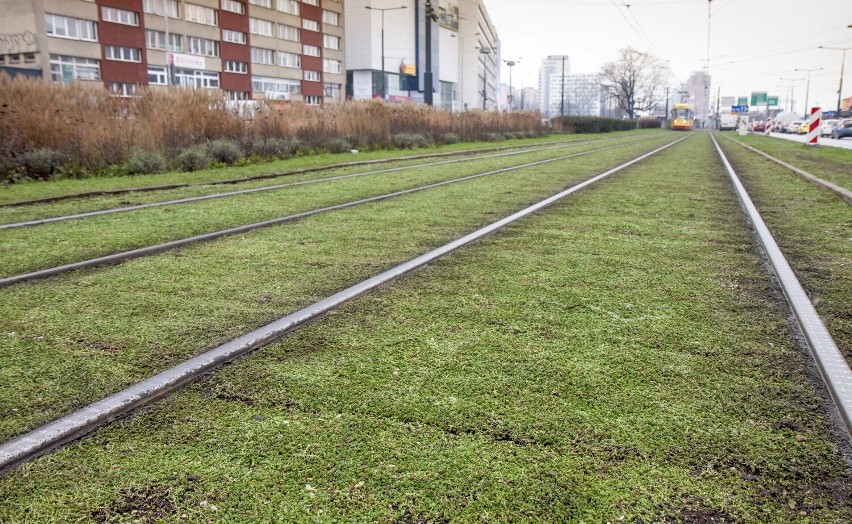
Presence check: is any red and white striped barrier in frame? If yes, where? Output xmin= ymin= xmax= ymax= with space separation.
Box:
xmin=806 ymin=107 xmax=821 ymax=146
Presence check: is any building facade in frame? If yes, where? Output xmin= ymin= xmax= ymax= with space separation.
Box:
xmin=0 ymin=0 xmax=346 ymax=104
xmin=538 ymin=54 xmax=569 ymax=119
xmin=343 ymin=0 xmax=498 ymax=111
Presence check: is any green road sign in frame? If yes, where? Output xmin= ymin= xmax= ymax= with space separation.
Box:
xmin=751 ymin=92 xmax=768 ymax=105
xmin=737 ymin=97 xmax=748 ymax=106
xmin=767 ymin=96 xmax=779 ymax=106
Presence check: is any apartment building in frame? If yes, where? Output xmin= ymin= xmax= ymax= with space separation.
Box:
xmin=0 ymin=0 xmax=345 ymax=104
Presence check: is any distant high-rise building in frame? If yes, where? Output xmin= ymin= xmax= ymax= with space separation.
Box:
xmin=0 ymin=0 xmax=346 ymax=105
xmin=565 ymin=74 xmax=601 ymax=116
xmin=686 ymin=70 xmax=711 ymax=125
xmin=538 ymin=55 xmax=569 ymax=119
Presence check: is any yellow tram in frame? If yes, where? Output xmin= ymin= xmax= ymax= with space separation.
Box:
xmin=671 ymin=103 xmax=694 ymax=131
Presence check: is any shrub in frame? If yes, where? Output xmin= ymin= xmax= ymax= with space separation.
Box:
xmin=638 ymin=117 xmax=662 ymax=129
xmin=391 ymin=133 xmax=431 ymax=149
xmin=323 ymin=137 xmax=352 ymax=154
xmin=253 ymin=137 xmax=300 ymax=158
xmin=207 ymin=139 xmax=244 ymax=164
xmin=551 ymin=116 xmax=636 ymax=134
xmin=485 ymin=133 xmax=504 ymax=142
xmin=440 ymin=132 xmax=460 ymax=144
xmin=125 ymin=148 xmax=166 ymax=174
xmin=176 ymin=145 xmax=212 ymax=171
xmin=22 ymin=148 xmax=64 ymax=179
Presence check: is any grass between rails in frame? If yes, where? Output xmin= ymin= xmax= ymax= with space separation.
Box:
xmin=726 ymin=132 xmax=852 ymax=191
xmin=0 ymin=135 xmax=650 ymax=225
xmin=716 ymin=132 xmax=852 ymax=364
xmin=0 ymin=133 xmax=644 ymax=206
xmin=0 ymin=135 xmax=674 ymax=279
xmin=1 ymin=133 xmax=849 ymax=521
xmin=0 ymin=134 xmax=678 ymax=440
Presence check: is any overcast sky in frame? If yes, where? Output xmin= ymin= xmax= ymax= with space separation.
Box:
xmin=485 ymin=0 xmax=851 ymax=115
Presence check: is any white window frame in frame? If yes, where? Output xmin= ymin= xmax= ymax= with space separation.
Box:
xmin=101 ymin=6 xmax=139 ymax=26
xmin=143 ymin=0 xmax=179 ymax=17
xmin=224 ymin=60 xmax=248 ymax=74
xmin=322 ymin=33 xmax=340 ymax=50
xmin=249 ymin=17 xmax=274 ymax=37
xmin=279 ymin=52 xmax=301 ymax=68
xmin=109 ymin=82 xmax=138 ymax=97
xmin=50 ymin=54 xmax=100 ymax=83
xmin=148 ymin=66 xmax=168 ymax=85
xmin=279 ymin=24 xmax=300 ymax=42
xmin=276 ymin=0 xmax=299 ymax=16
xmin=302 ymin=19 xmax=319 ymax=32
xmin=302 ymin=44 xmax=320 ymax=57
xmin=146 ymin=30 xmax=182 ymax=52
xmin=45 ymin=13 xmax=98 ymax=42
xmin=250 ymin=47 xmax=274 ymax=65
xmin=105 ymin=45 xmax=142 ymax=62
xmin=323 ymin=58 xmax=341 ymax=74
xmin=251 ymin=74 xmax=301 ymax=95
xmin=184 ymin=3 xmax=218 ymax=26
xmin=322 ymin=10 xmax=339 ymax=26
xmin=221 ymin=0 xmax=245 ymax=14
xmin=222 ymin=29 xmax=247 ymax=44
xmin=187 ymin=36 xmax=220 ymax=57
xmin=305 ymin=95 xmax=321 ymax=106
xmin=174 ymin=68 xmax=220 ymax=89
xmin=302 ymin=0 xmax=318 ymax=5
xmin=249 ymin=0 xmax=272 ymax=7
xmin=304 ymin=70 xmax=320 ymax=82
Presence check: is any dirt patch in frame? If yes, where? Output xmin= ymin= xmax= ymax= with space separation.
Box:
xmin=91 ymin=485 xmax=179 ymax=523
xmin=680 ymin=507 xmax=735 ymax=523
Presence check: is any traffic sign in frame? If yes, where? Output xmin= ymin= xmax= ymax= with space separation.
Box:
xmin=767 ymin=96 xmax=779 ymax=106
xmin=751 ymin=92 xmax=768 ymax=105
xmin=732 ymin=105 xmax=749 ymax=113
xmin=737 ymin=97 xmax=748 ymax=106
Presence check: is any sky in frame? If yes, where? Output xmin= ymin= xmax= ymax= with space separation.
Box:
xmin=484 ymin=0 xmax=852 ymax=115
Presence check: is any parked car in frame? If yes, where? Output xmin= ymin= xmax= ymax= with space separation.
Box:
xmin=821 ymin=119 xmax=839 ymax=137
xmin=786 ymin=121 xmax=803 ymax=134
xmin=797 ymin=121 xmax=810 ymax=134
xmin=831 ymin=119 xmax=852 ymax=139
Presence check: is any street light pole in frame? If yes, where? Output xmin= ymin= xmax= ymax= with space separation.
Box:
xmin=795 ymin=67 xmax=823 ymax=117
xmin=365 ymin=4 xmax=407 ymax=102
xmin=503 ymin=59 xmax=520 ymax=111
xmin=424 ymin=1 xmax=437 ymax=106
xmin=780 ymin=76 xmax=804 ymax=113
xmin=479 ymin=47 xmax=491 ymax=110
xmin=819 ymin=45 xmax=851 ymax=115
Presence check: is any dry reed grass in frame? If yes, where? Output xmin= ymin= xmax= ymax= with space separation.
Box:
xmin=0 ymin=75 xmax=545 ymax=178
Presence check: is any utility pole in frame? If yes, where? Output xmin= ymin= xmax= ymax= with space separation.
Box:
xmin=819 ymin=45 xmax=851 ymax=115
xmin=780 ymin=76 xmax=804 ymax=113
xmin=560 ymin=56 xmax=566 ymax=117
xmin=795 ymin=67 xmax=823 ymax=117
xmin=424 ymin=1 xmax=437 ymax=106
xmin=503 ymin=59 xmax=520 ymax=111
xmin=365 ymin=5 xmax=408 ymax=102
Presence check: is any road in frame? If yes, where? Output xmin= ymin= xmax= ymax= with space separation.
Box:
xmin=740 ymin=130 xmax=852 ymax=150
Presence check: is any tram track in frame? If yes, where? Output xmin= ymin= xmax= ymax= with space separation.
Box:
xmin=0 ymin=136 xmax=670 ymax=286
xmin=0 ymin=135 xmax=691 ymax=475
xmin=0 ymin=137 xmax=610 ymax=209
xmin=0 ymin=137 xmax=651 ymax=230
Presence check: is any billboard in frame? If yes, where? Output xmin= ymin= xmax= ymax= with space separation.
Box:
xmin=438 ymin=0 xmax=459 ymax=30
xmin=843 ymin=97 xmax=852 ymax=112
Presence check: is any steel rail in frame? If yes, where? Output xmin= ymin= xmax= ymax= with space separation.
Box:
xmin=0 ymin=138 xmax=661 ymax=288
xmin=711 ymin=133 xmax=852 ymax=438
xmin=0 ymin=138 xmax=605 ymax=209
xmin=0 ymin=140 xmax=627 ymax=230
xmin=0 ymin=134 xmax=690 ymax=476
xmin=718 ymin=133 xmax=852 ymax=205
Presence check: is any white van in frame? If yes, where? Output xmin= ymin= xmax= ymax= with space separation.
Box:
xmin=719 ymin=114 xmax=738 ymax=131
xmin=772 ymin=112 xmax=800 ymax=133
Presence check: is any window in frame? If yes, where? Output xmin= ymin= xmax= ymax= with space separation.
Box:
xmin=143 ymin=0 xmax=179 ymax=17
xmin=279 ymin=52 xmax=300 ymax=68
xmin=224 ymin=60 xmax=248 ymax=73
xmin=252 ymin=74 xmax=301 ymax=96
xmin=45 ymin=14 xmax=98 ymax=41
xmin=302 ymin=0 xmax=318 ymax=5
xmin=324 ymin=82 xmax=341 ymax=101
xmin=221 ymin=0 xmax=245 ymax=14
xmin=184 ymin=3 xmax=217 ymax=26
xmin=50 ymin=54 xmax=100 ymax=83
xmin=187 ymin=37 xmax=219 ymax=57
xmin=0 ymin=56 xmax=5 ymax=64
xmin=302 ymin=44 xmax=319 ymax=57
xmin=148 ymin=66 xmax=168 ymax=85
xmin=222 ymin=29 xmax=246 ymax=44
xmin=249 ymin=18 xmax=274 ymax=37
xmin=146 ymin=30 xmax=182 ymax=52
xmin=226 ymin=90 xmax=249 ymax=101
xmin=109 ymin=82 xmax=138 ymax=97
xmin=323 ymin=58 xmax=340 ymax=74
xmin=304 ymin=70 xmax=320 ymax=82
xmin=105 ymin=45 xmax=142 ymax=62
xmin=276 ymin=0 xmax=299 ymax=15
xmin=322 ymin=34 xmax=340 ymax=50
xmin=305 ymin=95 xmax=321 ymax=105
xmin=248 ymin=0 xmax=272 ymax=7
xmin=279 ymin=24 xmax=300 ymax=42
xmin=174 ymin=68 xmax=220 ymax=89
xmin=101 ymin=6 xmax=138 ymax=26
xmin=322 ymin=10 xmax=339 ymax=26
xmin=250 ymin=47 xmax=274 ymax=65
xmin=24 ymin=53 xmax=35 ymax=63
xmin=302 ymin=19 xmax=318 ymax=32
xmin=8 ymin=54 xmax=20 ymax=64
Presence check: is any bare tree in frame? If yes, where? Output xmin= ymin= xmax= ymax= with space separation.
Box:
xmin=600 ymin=48 xmax=670 ymax=119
